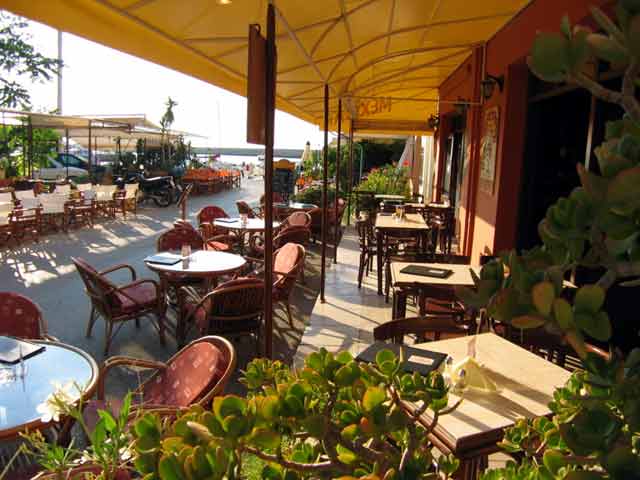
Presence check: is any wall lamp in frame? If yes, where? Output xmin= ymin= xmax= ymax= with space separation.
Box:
xmin=427 ymin=114 xmax=440 ymax=130
xmin=481 ymin=74 xmax=504 ymax=100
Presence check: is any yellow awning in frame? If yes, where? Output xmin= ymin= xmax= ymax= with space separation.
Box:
xmin=1 ymin=0 xmax=531 ymax=134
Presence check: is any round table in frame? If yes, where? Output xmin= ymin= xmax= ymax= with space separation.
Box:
xmin=0 ymin=340 xmax=98 ymax=440
xmin=145 ymin=250 xmax=247 ymax=289
xmin=213 ymin=219 xmax=281 ymax=255
xmin=145 ymin=250 xmax=247 ymax=345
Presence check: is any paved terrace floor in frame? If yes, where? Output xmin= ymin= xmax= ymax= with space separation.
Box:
xmin=0 ymin=178 xmax=321 ymax=397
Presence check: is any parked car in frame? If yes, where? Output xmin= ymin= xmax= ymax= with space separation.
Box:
xmin=34 ymin=153 xmax=105 ymax=181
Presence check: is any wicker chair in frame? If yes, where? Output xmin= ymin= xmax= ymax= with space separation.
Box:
xmin=195 ymin=207 xmax=238 ymax=251
xmin=72 ymin=257 xmax=166 ymax=355
xmin=197 ymin=205 xmax=229 ymax=225
xmin=282 ymin=211 xmax=311 ymax=229
xmin=236 ymin=200 xmax=260 ymax=219
xmin=83 ymin=336 xmax=236 ymax=428
xmin=179 ymin=278 xmax=265 ymax=350
xmin=271 ymin=243 xmax=305 ymax=325
xmin=0 ymin=292 xmax=52 ymax=340
xmin=157 ymin=223 xmax=205 ymax=251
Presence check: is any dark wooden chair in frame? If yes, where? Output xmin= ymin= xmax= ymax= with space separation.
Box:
xmin=10 ymin=207 xmax=41 ymax=244
xmin=356 ymin=218 xmax=377 ymax=288
xmin=178 ymin=278 xmax=265 ymax=351
xmin=72 ymin=257 xmax=166 ymax=355
xmin=374 ymin=315 xmax=472 ymax=345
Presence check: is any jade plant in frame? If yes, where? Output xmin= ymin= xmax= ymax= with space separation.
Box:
xmin=456 ymin=2 xmax=640 ymax=478
xmin=131 ymin=349 xmax=461 ymax=480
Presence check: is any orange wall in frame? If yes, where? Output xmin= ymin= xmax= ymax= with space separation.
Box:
xmin=437 ymin=0 xmax=611 ymax=263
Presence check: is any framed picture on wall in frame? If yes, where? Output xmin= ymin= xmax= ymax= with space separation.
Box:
xmin=479 ymin=106 xmax=499 ymax=194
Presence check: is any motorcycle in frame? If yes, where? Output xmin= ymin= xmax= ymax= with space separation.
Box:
xmin=115 ymin=172 xmax=177 ymax=207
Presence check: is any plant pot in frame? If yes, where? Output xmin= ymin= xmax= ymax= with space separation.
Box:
xmin=37 ymin=465 xmax=131 ymax=480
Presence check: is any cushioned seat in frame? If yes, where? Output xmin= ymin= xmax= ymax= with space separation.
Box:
xmin=114 ymin=282 xmax=159 ymax=314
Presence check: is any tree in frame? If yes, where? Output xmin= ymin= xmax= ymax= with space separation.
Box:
xmin=0 ymin=13 xmax=60 ymax=108
xmin=159 ymin=96 xmax=178 ymax=169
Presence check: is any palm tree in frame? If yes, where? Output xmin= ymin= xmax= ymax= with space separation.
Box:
xmin=160 ymin=97 xmax=177 ymax=169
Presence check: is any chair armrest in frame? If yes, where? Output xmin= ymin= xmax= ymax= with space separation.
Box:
xmin=99 ymin=263 xmax=137 ymax=281
xmin=98 ymin=356 xmax=167 ymax=399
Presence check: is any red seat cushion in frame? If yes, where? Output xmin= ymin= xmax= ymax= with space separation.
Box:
xmin=114 ymin=282 xmax=158 ymax=314
xmin=142 ymin=343 xmax=225 ymax=407
xmin=206 ymin=240 xmax=230 ymax=251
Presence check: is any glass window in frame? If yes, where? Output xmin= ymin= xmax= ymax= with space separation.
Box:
xmin=59 ymin=154 xmax=85 ymax=168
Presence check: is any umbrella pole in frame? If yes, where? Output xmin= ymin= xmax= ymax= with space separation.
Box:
xmin=347 ymin=121 xmax=354 ymax=226
xmin=263 ymin=2 xmax=276 ymax=358
xmin=334 ymin=99 xmax=341 ymax=264
xmin=320 ymin=83 xmax=329 ymax=303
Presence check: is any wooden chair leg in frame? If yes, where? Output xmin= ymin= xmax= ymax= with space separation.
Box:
xmin=358 ymin=252 xmax=365 ymax=288
xmin=86 ymin=307 xmax=97 ymax=337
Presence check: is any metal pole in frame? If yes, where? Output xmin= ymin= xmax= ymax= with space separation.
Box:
xmin=320 ymin=83 xmax=329 ymax=303
xmin=263 ymin=2 xmax=276 ymax=358
xmin=359 ymin=143 xmax=364 ymax=183
xmin=27 ymin=118 xmax=33 ymax=179
xmin=88 ymin=120 xmax=92 ymax=177
xmin=333 ymin=99 xmax=341 ymax=263
xmin=347 ymin=121 xmax=354 ymax=226
xmin=57 ymin=31 xmax=63 ymax=114
xmin=65 ymin=128 xmax=69 ymax=179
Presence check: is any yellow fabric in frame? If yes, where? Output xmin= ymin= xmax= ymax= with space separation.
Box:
xmin=1 ymin=0 xmax=530 ymax=134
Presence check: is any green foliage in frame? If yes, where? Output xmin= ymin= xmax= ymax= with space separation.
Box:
xmin=133 ymin=349 xmax=458 ymax=479
xmin=0 ymin=13 xmax=61 ymax=108
xmin=356 ymin=164 xmax=410 ymax=198
xmin=292 ymin=185 xmax=336 ymax=205
xmin=475 ymin=2 xmax=640 ymax=478
xmin=0 ymin=124 xmax=59 ymax=176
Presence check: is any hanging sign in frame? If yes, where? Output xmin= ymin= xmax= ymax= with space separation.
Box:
xmin=479 ymin=106 xmax=499 ymax=195
xmin=247 ymin=24 xmax=266 ymax=145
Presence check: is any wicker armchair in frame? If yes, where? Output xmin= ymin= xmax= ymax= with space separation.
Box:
xmin=178 ymin=278 xmax=265 ymax=350
xmin=265 ymin=243 xmax=305 ymax=325
xmin=195 ymin=208 xmax=238 ymax=251
xmin=236 ymin=200 xmax=260 ymax=219
xmin=0 ymin=292 xmax=53 ymax=340
xmin=83 ymin=336 xmax=236 ymax=428
xmin=282 ymin=211 xmax=311 ymax=229
xmin=72 ymin=257 xmax=166 ymax=355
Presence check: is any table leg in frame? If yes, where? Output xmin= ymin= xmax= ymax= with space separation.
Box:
xmin=376 ymin=229 xmax=384 ymax=295
xmin=393 ymin=289 xmax=407 ymax=319
xmin=454 ymin=455 xmax=488 ymax=480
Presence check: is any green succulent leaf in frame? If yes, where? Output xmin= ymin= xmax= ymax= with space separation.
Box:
xmin=530 ymin=32 xmax=570 ymax=82
xmin=511 ymin=314 xmax=546 ymax=329
xmin=532 ymin=281 xmax=555 ymax=316
xmin=362 ymin=386 xmax=386 ymax=412
xmin=575 ymin=285 xmax=605 ymax=313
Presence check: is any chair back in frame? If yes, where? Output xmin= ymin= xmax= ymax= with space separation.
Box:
xmin=307 ymin=207 xmax=323 ymax=231
xmin=197 ymin=206 xmax=229 ymax=225
xmin=356 ymin=218 xmax=374 ymax=249
xmin=14 ymin=189 xmax=36 ymax=201
xmin=0 ymin=202 xmax=12 ymax=226
xmin=0 ymin=292 xmax=46 ymax=339
xmin=209 ymin=277 xmax=265 ymax=322
xmin=55 ymin=184 xmax=71 ymax=196
xmin=274 ymin=226 xmax=310 ymax=249
xmin=236 ymin=201 xmax=257 ymax=218
xmin=284 ymin=211 xmax=311 ymax=229
xmin=374 ymin=316 xmax=470 ymax=345
xmin=71 ymin=257 xmax=120 ymax=317
xmin=76 ymin=183 xmax=93 ymax=192
xmin=124 ymin=184 xmax=138 ymax=199
xmin=142 ymin=336 xmax=237 ymax=407
xmin=273 ymin=243 xmax=305 ymax=294
xmin=157 ymin=225 xmax=204 ymax=252
xmin=39 ymin=193 xmax=68 ymax=214
xmin=19 ymin=197 xmax=41 ymax=210
xmin=0 ymin=191 xmax=13 ymax=204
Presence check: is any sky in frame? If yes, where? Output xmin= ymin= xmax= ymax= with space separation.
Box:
xmin=22 ymin=17 xmax=326 ymax=150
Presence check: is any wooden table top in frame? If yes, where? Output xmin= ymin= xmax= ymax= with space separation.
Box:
xmin=213 ymin=218 xmax=281 ymax=231
xmin=391 ymin=262 xmax=479 ymax=287
xmin=145 ymin=250 xmax=247 ymax=276
xmin=411 ymin=333 xmax=572 ymax=454
xmin=375 ymin=213 xmax=429 ymax=230
xmin=0 ymin=340 xmax=98 ymax=440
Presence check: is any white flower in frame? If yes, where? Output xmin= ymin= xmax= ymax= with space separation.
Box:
xmin=36 ymin=381 xmax=80 ymax=423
